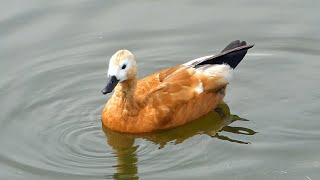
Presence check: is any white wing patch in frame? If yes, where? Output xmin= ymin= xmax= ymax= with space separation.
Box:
xmin=196 ymin=64 xmax=233 ymax=82
xmin=183 ymin=55 xmax=233 ymax=82
xmin=195 ymin=81 xmax=203 ymax=94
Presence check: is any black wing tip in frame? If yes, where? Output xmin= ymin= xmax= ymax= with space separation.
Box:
xmin=194 ymin=40 xmax=254 ymax=68
xmin=222 ymin=40 xmax=254 ymax=52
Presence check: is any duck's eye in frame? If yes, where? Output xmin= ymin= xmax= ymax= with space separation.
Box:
xmin=121 ymin=64 xmax=126 ymax=69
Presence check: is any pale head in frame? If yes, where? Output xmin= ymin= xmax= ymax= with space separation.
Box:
xmin=108 ymin=50 xmax=137 ymax=82
xmin=102 ymin=50 xmax=137 ymax=94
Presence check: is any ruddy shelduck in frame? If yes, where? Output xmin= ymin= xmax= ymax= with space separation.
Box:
xmin=101 ymin=40 xmax=254 ymax=133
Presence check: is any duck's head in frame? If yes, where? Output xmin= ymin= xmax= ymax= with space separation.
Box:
xmin=102 ymin=50 xmax=137 ymax=95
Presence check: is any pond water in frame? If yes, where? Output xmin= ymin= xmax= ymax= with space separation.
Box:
xmin=0 ymin=1 xmax=319 ymax=180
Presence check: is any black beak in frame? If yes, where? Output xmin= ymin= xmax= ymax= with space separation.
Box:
xmin=101 ymin=75 xmax=119 ymax=95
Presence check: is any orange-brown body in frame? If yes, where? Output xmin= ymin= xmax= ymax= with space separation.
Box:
xmin=101 ymin=41 xmax=253 ymax=133
xmin=102 ymin=65 xmax=227 ymax=133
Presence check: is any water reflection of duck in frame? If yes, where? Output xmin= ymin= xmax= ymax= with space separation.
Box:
xmin=103 ymin=103 xmax=256 ymax=180
xmin=101 ymin=40 xmax=254 ymax=133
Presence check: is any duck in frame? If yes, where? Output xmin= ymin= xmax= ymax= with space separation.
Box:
xmin=101 ymin=40 xmax=253 ymax=133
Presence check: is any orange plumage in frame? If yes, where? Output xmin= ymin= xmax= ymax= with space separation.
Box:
xmin=101 ymin=40 xmax=253 ymax=133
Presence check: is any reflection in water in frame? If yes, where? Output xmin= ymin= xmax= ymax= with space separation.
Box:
xmin=102 ymin=103 xmax=256 ymax=179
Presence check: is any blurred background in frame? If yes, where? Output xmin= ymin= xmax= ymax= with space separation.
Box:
xmin=0 ymin=1 xmax=319 ymax=180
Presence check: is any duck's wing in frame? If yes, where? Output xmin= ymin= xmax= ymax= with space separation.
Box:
xmin=137 ymin=40 xmax=253 ymax=106
xmin=138 ymin=40 xmax=252 ymax=98
xmin=141 ymin=64 xmax=229 ymax=103
xmin=149 ymin=40 xmax=254 ymax=93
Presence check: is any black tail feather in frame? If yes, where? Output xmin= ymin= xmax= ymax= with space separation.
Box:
xmin=222 ymin=40 xmax=247 ymax=52
xmin=194 ymin=40 xmax=254 ymax=69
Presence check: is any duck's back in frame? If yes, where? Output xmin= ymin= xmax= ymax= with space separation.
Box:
xmin=135 ymin=65 xmax=184 ymax=97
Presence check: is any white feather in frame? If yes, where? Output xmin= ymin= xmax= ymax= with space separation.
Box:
xmin=195 ymin=81 xmax=203 ymax=94
xmin=196 ymin=64 xmax=233 ymax=82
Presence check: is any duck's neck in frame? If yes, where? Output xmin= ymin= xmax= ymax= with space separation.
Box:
xmin=114 ymin=78 xmax=138 ymax=110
